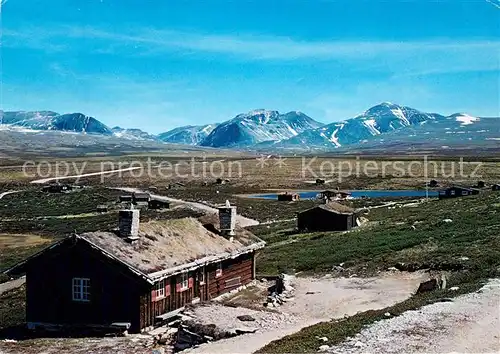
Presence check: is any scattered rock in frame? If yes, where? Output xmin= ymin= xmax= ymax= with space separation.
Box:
xmin=237 ymin=315 xmax=256 ymax=322
xmin=384 ymin=312 xmax=391 ymax=317
xmin=332 ymin=265 xmax=345 ymax=272
xmin=416 ymin=279 xmax=439 ymax=294
xmin=354 ymin=341 xmax=366 ymax=347
xmin=234 ymin=327 xmax=258 ymax=335
xmin=318 ymin=336 xmax=329 ymax=342
xmin=306 ymin=291 xmax=318 ymax=295
xmin=318 ymin=345 xmax=330 ymax=352
xmin=450 ymin=286 xmax=459 ymax=291
xmin=459 ymin=256 xmax=470 ymax=261
xmin=442 ymin=218 xmax=453 ymax=223
xmin=387 ymin=267 xmax=399 ymax=271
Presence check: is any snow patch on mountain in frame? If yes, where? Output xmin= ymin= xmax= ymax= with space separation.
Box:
xmin=158 ymin=124 xmax=218 ymax=145
xmin=200 ymin=109 xmax=323 ymax=148
xmin=453 ymin=113 xmax=480 ymax=126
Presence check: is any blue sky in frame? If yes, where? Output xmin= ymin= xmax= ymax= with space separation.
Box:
xmin=1 ymin=0 xmax=499 ymax=133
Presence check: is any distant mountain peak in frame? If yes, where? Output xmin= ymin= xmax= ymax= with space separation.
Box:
xmin=157 ymin=123 xmax=218 ymax=145
xmin=200 ymin=110 xmax=323 ymax=148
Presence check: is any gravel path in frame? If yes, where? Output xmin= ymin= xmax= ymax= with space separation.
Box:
xmin=0 ymin=190 xmax=21 ymax=200
xmin=30 ymin=167 xmax=142 ymax=184
xmin=0 ymin=277 xmax=25 ymax=295
xmin=328 ymin=278 xmax=500 ymax=354
xmin=186 ymin=272 xmax=426 ymax=354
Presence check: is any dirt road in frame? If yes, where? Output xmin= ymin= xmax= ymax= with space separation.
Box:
xmin=0 ymin=276 xmax=26 ymax=295
xmin=187 ymin=272 xmax=426 ymax=354
xmin=0 ymin=190 xmax=21 ymax=200
xmin=116 ymin=187 xmax=260 ymax=227
xmin=328 ymin=278 xmax=500 ymax=354
xmin=30 ymin=166 xmax=142 ymax=184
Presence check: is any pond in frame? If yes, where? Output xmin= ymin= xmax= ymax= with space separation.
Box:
xmin=247 ymin=190 xmax=439 ymax=200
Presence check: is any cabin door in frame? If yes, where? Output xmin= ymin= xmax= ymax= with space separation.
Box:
xmin=193 ymin=269 xmax=201 ymax=302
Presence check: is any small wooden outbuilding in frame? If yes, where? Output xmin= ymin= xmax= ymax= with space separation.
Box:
xmin=148 ymin=199 xmax=170 ymax=210
xmin=492 ymin=184 xmax=500 ymax=191
xmin=438 ymin=186 xmax=480 ymax=199
xmin=96 ymin=205 xmax=108 ymax=213
xmin=119 ymin=195 xmax=133 ymax=203
xmin=42 ymin=183 xmax=73 ymax=193
xmin=427 ymin=180 xmax=439 ymax=188
xmin=132 ymin=192 xmax=150 ymax=205
xmin=277 ymin=192 xmax=300 ymax=202
xmin=297 ymin=202 xmax=357 ymax=232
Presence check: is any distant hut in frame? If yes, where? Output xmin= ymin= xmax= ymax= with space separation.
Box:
xmin=216 ymin=178 xmax=229 ymax=185
xmin=42 ymin=183 xmax=72 ymax=193
xmin=297 ymin=202 xmax=357 ymax=232
xmin=277 ymin=192 xmax=300 ymax=202
xmin=315 ymin=178 xmax=325 ymax=185
xmin=168 ymin=182 xmax=185 ymax=190
xmin=96 ymin=205 xmax=108 ymax=213
xmin=148 ymin=186 xmax=158 ymax=193
xmin=477 ymin=181 xmax=486 ymax=189
xmin=492 ymin=184 xmax=500 ymax=191
xmin=119 ymin=195 xmax=133 ymax=203
xmin=132 ymin=192 xmax=150 ymax=206
xmin=318 ymin=190 xmax=351 ymax=201
xmin=148 ymin=199 xmax=170 ymax=210
xmin=427 ymin=180 xmax=439 ymax=188
xmin=438 ymin=186 xmax=479 ymax=200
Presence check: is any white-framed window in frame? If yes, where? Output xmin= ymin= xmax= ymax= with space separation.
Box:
xmin=216 ymin=262 xmax=223 ymax=278
xmin=450 ymin=190 xmax=456 ymax=196
xmin=72 ymin=278 xmax=90 ymax=302
xmin=180 ymin=273 xmax=189 ymax=290
xmin=155 ymin=279 xmax=165 ymax=299
xmin=199 ymin=269 xmax=205 ymax=285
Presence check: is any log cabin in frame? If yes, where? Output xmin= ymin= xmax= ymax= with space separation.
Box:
xmin=438 ymin=186 xmax=480 ymax=200
xmin=5 ymin=205 xmax=265 ymax=333
xmin=277 ymin=192 xmax=300 ymax=202
xmin=297 ymin=202 xmax=357 ymax=232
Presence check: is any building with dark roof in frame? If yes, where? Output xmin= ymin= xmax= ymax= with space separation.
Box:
xmin=5 ymin=207 xmax=265 ymax=333
xmin=297 ymin=202 xmax=357 ymax=232
xmin=438 ymin=186 xmax=480 ymax=199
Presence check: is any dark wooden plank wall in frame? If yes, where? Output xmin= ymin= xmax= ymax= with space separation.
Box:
xmin=140 ymin=252 xmax=255 ymax=329
xmin=25 ymin=240 xmax=147 ymax=333
xmin=207 ymin=253 xmax=254 ymax=299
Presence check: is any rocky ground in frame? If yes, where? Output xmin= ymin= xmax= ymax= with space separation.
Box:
xmin=327 ymin=279 xmax=500 ymax=354
xmin=186 ymin=272 xmax=426 ymax=354
xmin=0 ymin=334 xmax=168 ymax=354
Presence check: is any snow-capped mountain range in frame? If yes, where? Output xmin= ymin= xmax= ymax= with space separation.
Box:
xmin=1 ymin=111 xmax=113 ymax=135
xmin=199 ymin=109 xmax=323 ymax=148
xmin=271 ymin=102 xmax=443 ymax=149
xmin=1 ymin=103 xmax=497 ymax=152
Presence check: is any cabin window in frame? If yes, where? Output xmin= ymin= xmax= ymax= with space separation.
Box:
xmin=180 ymin=273 xmax=189 ymax=291
xmin=199 ymin=269 xmax=205 ymax=285
xmin=72 ymin=278 xmax=90 ymax=302
xmin=216 ymin=262 xmax=223 ymax=278
xmin=155 ymin=280 xmax=165 ymax=299
xmin=450 ymin=190 xmax=456 ymax=196
xmin=462 ymin=191 xmax=469 ymax=195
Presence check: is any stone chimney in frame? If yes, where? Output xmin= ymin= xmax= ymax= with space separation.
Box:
xmin=119 ymin=207 xmax=140 ymax=239
xmin=219 ymin=200 xmax=236 ymax=237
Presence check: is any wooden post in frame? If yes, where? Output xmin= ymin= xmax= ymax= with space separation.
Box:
xmin=252 ymin=252 xmax=256 ymax=279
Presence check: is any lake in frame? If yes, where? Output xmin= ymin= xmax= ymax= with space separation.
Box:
xmin=248 ymin=190 xmax=439 ymax=200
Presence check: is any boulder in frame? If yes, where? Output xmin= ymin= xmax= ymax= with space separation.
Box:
xmin=237 ymin=315 xmax=256 ymax=322
xmin=416 ymin=279 xmax=439 ymax=294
